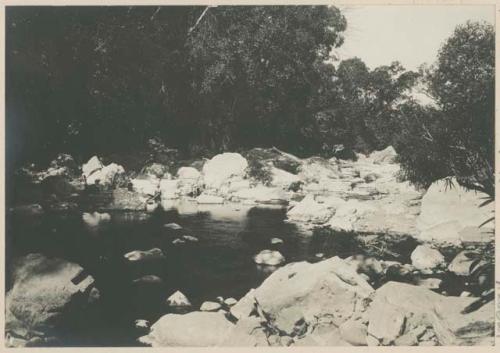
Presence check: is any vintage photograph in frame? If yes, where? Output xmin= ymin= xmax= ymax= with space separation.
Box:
xmin=4 ymin=4 xmax=495 ymax=347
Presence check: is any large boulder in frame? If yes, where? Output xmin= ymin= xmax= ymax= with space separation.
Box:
xmin=139 ymin=312 xmax=234 ymax=347
xmin=269 ymin=167 xmax=300 ymax=189
xmin=247 ymin=257 xmax=373 ymax=336
xmin=82 ymin=156 xmax=103 ymax=179
xmin=366 ymin=282 xmax=494 ymax=345
xmin=369 ymin=146 xmax=397 ymax=164
xmin=5 ymin=254 xmax=98 ymax=346
xmin=86 ymin=163 xmax=125 ymax=187
xmin=109 ymin=189 xmax=148 ymax=210
xmin=416 ymin=178 xmax=494 ymax=245
xmin=202 ymin=153 xmax=248 ymax=190
xmin=131 ymin=177 xmax=159 ymax=196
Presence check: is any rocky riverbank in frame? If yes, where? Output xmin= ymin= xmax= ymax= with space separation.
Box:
xmin=6 ymin=146 xmax=494 ymax=346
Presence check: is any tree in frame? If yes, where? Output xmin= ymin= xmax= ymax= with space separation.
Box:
xmin=398 ymin=21 xmax=494 ymax=196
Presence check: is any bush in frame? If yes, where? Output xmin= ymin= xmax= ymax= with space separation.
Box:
xmin=245 ymin=159 xmax=273 ymax=186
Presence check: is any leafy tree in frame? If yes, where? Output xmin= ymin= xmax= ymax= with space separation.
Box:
xmin=398 ymin=21 xmax=494 ymax=196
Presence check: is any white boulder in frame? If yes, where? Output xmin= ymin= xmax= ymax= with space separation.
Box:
xmin=369 ymin=146 xmax=397 ymax=164
xmin=200 ymin=301 xmax=222 ymax=312
xmin=86 ymin=163 xmax=125 ymax=186
xmin=82 ymin=156 xmax=103 ymax=178
xmin=82 ymin=212 xmax=111 ymax=227
xmin=177 ymin=167 xmax=201 ymax=180
xmin=131 ymin=177 xmax=159 ymax=196
xmin=159 ymin=179 xmax=179 ymax=199
xmin=410 ymin=245 xmax=445 ymax=271
xmin=416 ymin=178 xmax=494 ymax=245
xmin=202 ymin=153 xmax=248 ymax=190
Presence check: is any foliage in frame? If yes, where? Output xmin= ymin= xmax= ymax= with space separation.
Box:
xmin=397 ymin=21 xmax=494 ymax=196
xmin=245 ymin=158 xmax=273 ymax=186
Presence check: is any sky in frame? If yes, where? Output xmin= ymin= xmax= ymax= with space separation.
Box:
xmin=334 ymin=5 xmax=495 ymax=71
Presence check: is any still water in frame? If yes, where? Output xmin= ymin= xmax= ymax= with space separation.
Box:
xmin=6 ymin=200 xmax=416 ymax=346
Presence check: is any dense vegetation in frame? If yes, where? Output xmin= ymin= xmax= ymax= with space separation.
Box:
xmin=6 ymin=6 xmax=494 ymax=195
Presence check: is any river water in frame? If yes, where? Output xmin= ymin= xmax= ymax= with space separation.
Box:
xmin=5 ymin=200 xmax=444 ymax=346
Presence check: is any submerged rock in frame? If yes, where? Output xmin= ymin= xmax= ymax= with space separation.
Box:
xmin=410 ymin=245 xmax=445 ymax=271
xmin=140 ymin=311 xmax=233 ymax=347
xmin=132 ymin=275 xmax=163 ymax=286
xmin=10 ymin=203 xmax=44 ymax=216
xmin=5 ymin=254 xmax=98 ymax=345
xmin=124 ymin=248 xmax=165 ymax=262
xmin=82 ymin=211 xmax=111 ymax=227
xmin=253 ymin=250 xmax=285 ymax=266
xmin=164 ymin=222 xmax=182 ymax=230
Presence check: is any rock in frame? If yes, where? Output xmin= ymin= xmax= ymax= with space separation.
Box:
xmin=370 ymin=146 xmax=397 ymax=164
xmin=292 ymin=322 xmax=351 ymax=346
xmin=140 ymin=311 xmax=233 ymax=347
xmin=416 ymin=178 xmax=494 ymax=245
xmin=366 ymin=335 xmax=380 ymax=346
xmin=164 ymin=222 xmax=182 ymax=230
xmin=250 ymin=257 xmax=373 ymax=335
xmin=131 ymin=177 xmax=159 ymax=196
xmin=269 ymin=167 xmax=300 ymax=189
xmin=177 ymin=166 xmax=201 ymax=180
xmin=339 ymin=319 xmax=368 ymax=346
xmin=5 ymin=254 xmax=97 ymax=342
xmin=224 ymin=297 xmax=237 ymax=306
xmin=196 ymin=193 xmax=224 ymax=204
xmin=315 ymin=253 xmax=324 ymax=258
xmin=159 ymin=179 xmax=179 ymax=199
xmin=10 ymin=204 xmax=44 ymax=216
xmin=49 ymin=153 xmax=78 ymax=172
xmin=200 ymin=301 xmax=222 ymax=312
xmin=270 ymin=237 xmax=283 ymax=245
xmin=124 ymin=248 xmax=165 ymax=262
xmin=181 ymin=235 xmax=199 ymax=242
xmin=286 ymin=194 xmax=333 ymax=224
xmin=220 ymin=316 xmax=269 ymax=346
xmin=172 ymin=238 xmax=186 ymax=245
xmin=253 ymin=250 xmax=285 ymax=266
xmin=366 ymin=282 xmax=494 ymax=345
xmin=367 ymin=301 xmax=406 ymax=345
xmin=132 ymin=275 xmax=163 ymax=285
xmin=202 ymin=153 xmax=248 ymax=190
xmin=166 ymin=290 xmax=191 ymax=307
xmin=82 ymin=211 xmax=111 ymax=227
xmin=230 ymin=289 xmax=256 ymax=320
xmin=135 ymin=319 xmax=150 ymax=329
xmin=87 ymin=163 xmax=125 ymax=187
xmin=448 ymin=251 xmax=481 ymax=276
xmin=460 ymin=291 xmax=472 ymax=297
xmin=82 ymin=156 xmax=103 ymax=178
xmin=410 ymin=245 xmax=445 ymax=271
xmin=394 ymin=325 xmax=427 ymax=346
